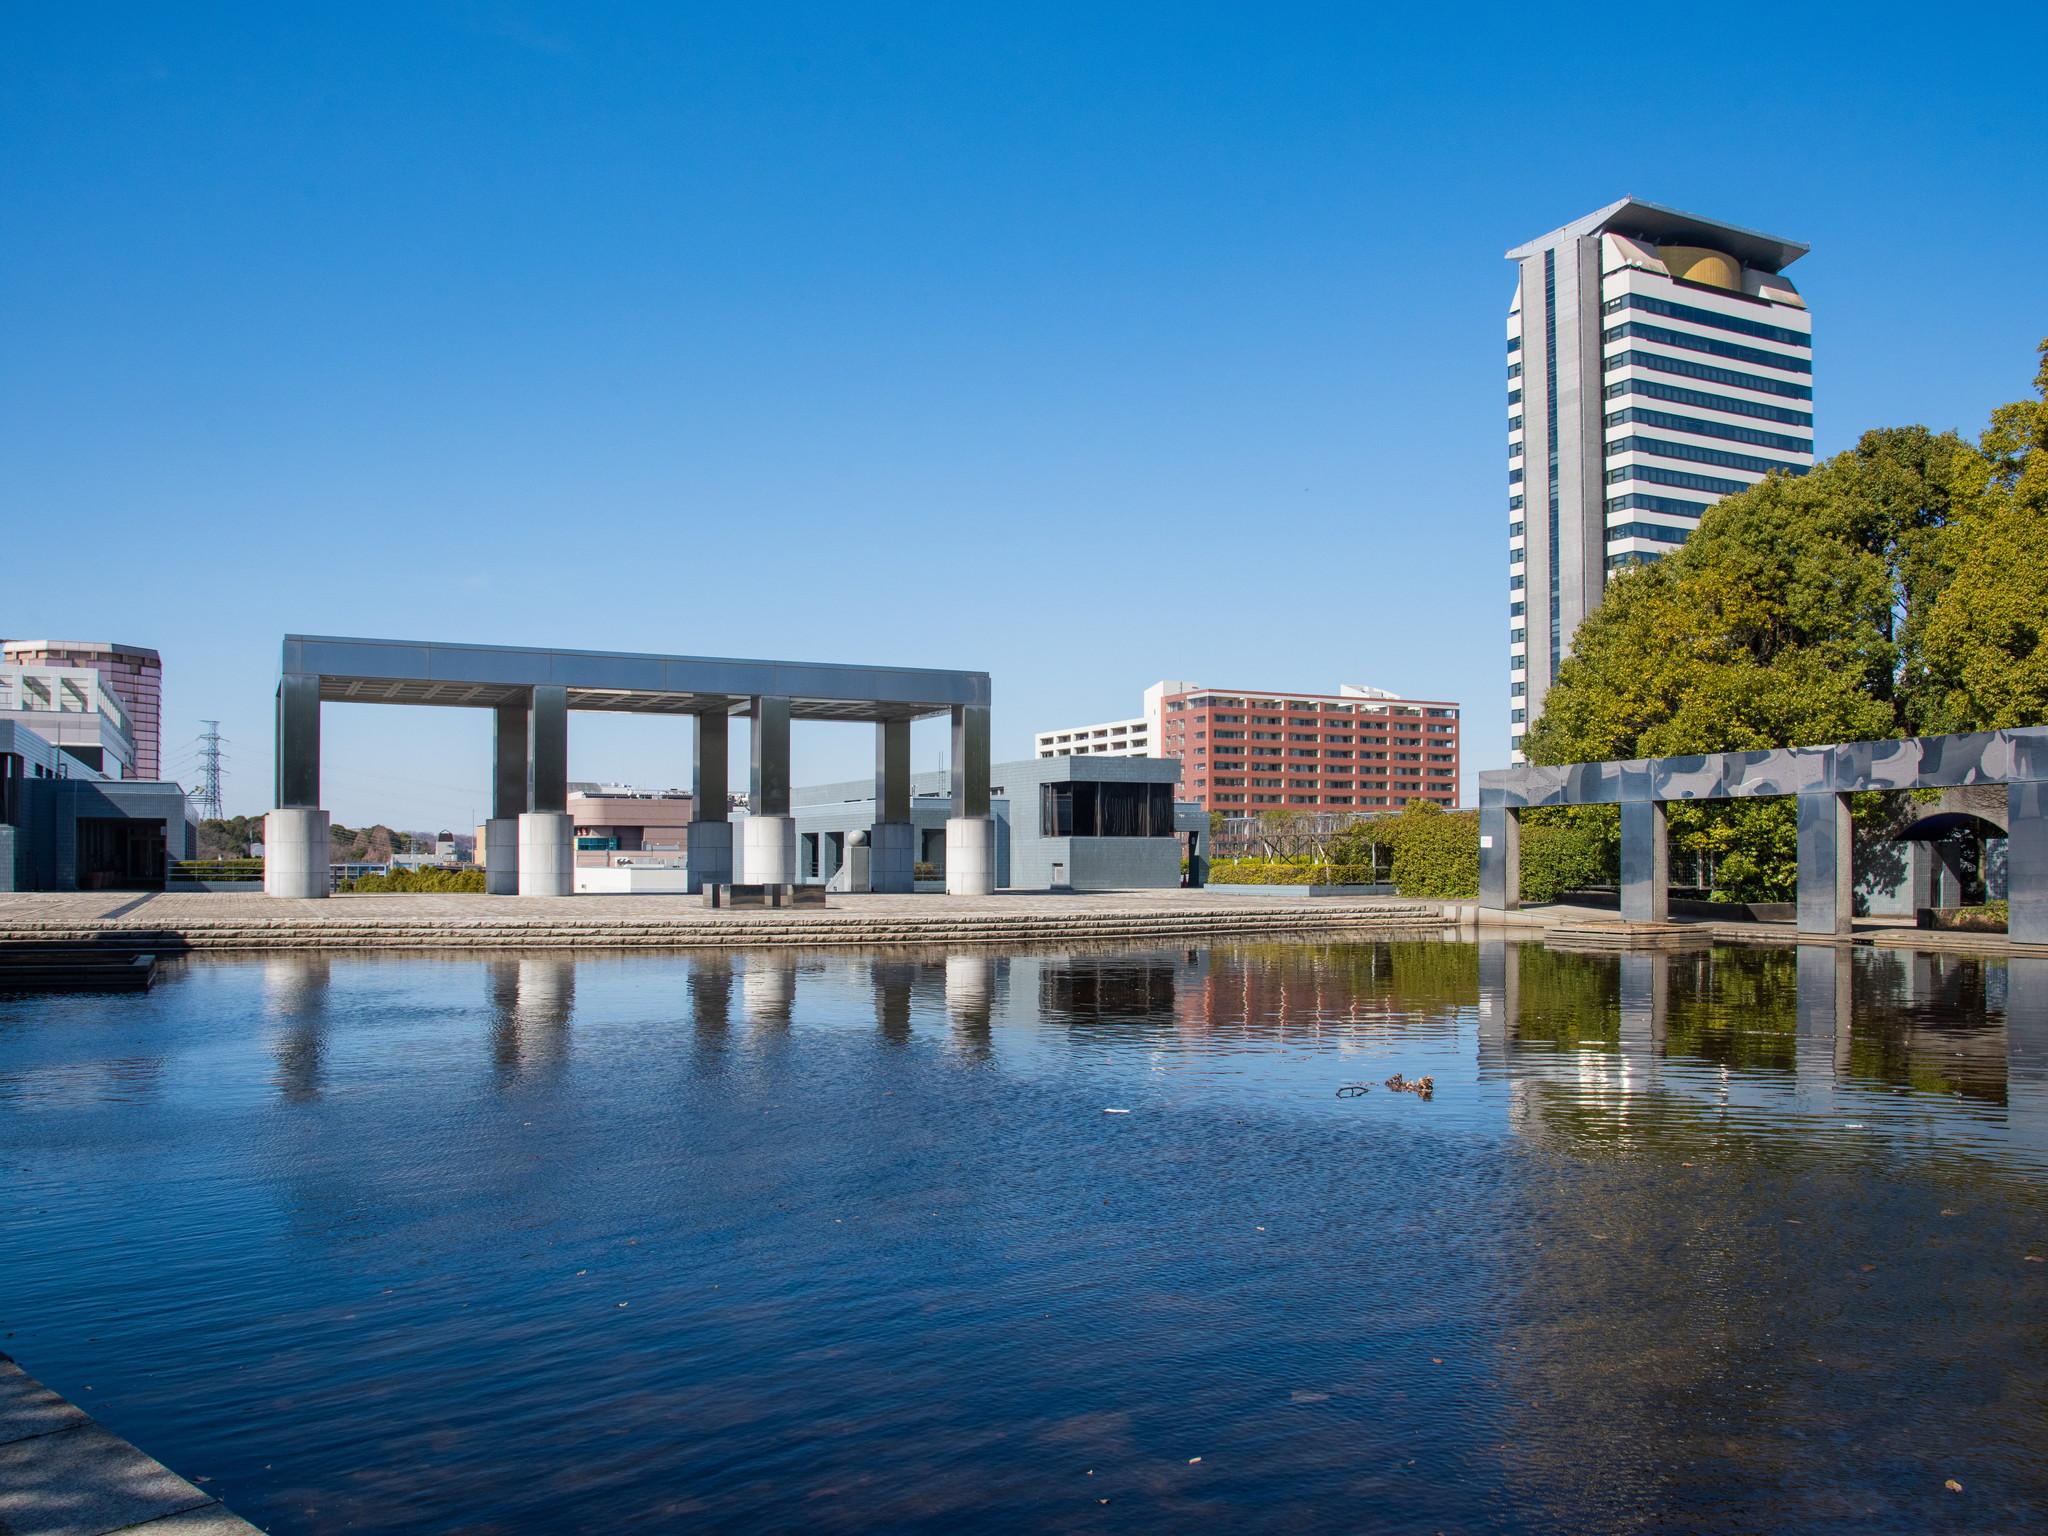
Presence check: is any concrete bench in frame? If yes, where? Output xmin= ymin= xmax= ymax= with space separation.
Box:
xmin=705 ymin=884 xmax=828 ymax=909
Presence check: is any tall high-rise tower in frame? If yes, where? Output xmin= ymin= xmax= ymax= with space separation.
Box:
xmin=1505 ymin=198 xmax=1812 ymax=760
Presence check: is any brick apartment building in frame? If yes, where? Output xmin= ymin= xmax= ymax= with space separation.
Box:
xmin=1154 ymin=684 xmax=1461 ymax=815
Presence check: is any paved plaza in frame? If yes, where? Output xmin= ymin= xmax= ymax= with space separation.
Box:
xmin=0 ymin=889 xmax=1459 ymax=951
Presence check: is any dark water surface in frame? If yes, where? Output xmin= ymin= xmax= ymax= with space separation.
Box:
xmin=3 ymin=938 xmax=2046 ymax=1534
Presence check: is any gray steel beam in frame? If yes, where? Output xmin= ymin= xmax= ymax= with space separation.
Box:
xmin=527 ymin=685 xmax=568 ymax=814
xmin=275 ymin=673 xmax=321 ymax=808
xmin=693 ymin=711 xmax=729 ymax=820
xmin=1797 ymin=791 xmax=1853 ymax=937
xmin=750 ymin=696 xmax=791 ymax=817
xmin=283 ymin=634 xmax=989 ymax=717
xmin=951 ymin=705 xmax=990 ymax=819
xmin=493 ymin=701 xmax=529 ymax=819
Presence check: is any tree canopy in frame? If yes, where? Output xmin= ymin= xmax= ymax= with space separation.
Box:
xmin=1527 ymin=340 xmax=2048 ymax=765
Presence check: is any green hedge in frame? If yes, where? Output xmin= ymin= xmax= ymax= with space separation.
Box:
xmin=1519 ymin=806 xmax=1617 ymax=903
xmin=1207 ymin=859 xmax=1379 ymax=886
xmin=1387 ymin=802 xmax=1480 ymax=899
xmin=342 ymin=867 xmax=488 ymax=894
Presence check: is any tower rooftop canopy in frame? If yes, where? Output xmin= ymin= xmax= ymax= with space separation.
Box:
xmin=1506 ymin=196 xmax=1809 ymax=273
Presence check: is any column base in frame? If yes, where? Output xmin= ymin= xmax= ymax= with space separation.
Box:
xmin=263 ymin=808 xmax=330 ymax=898
xmin=740 ymin=814 xmax=796 ymax=886
xmin=518 ymin=812 xmax=574 ymax=897
xmin=870 ymin=821 xmax=914 ymax=894
xmin=945 ymin=816 xmax=996 ymax=896
xmin=686 ymin=820 xmax=734 ymax=894
xmin=484 ymin=817 xmax=520 ymax=895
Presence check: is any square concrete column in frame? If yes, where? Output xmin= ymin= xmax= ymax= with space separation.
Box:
xmin=1620 ymin=800 xmax=1669 ymax=923
xmin=275 ymin=673 xmax=321 ymax=809
xmin=946 ymin=703 xmax=994 ymax=895
xmin=687 ymin=710 xmax=733 ymax=894
xmin=742 ymin=696 xmax=795 ymax=885
xmin=1478 ymin=804 xmax=1520 ymax=911
xmin=527 ymin=685 xmax=568 ymax=814
xmin=871 ymin=718 xmax=914 ymax=894
xmin=485 ymin=699 xmax=529 ymax=896
xmin=1796 ymin=791 xmax=1854 ymax=937
xmin=520 ymin=685 xmax=571 ymax=896
xmin=2011 ymin=782 xmax=2048 ymax=946
xmin=266 ymin=673 xmax=328 ymax=898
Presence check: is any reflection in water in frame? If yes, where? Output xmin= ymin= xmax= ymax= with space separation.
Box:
xmin=265 ymin=955 xmax=332 ymax=1102
xmin=486 ymin=958 xmax=574 ymax=1081
xmin=4 ymin=937 xmax=2047 ymax=1534
xmin=871 ymin=959 xmax=915 ymax=1044
xmin=740 ymin=953 xmax=796 ymax=1029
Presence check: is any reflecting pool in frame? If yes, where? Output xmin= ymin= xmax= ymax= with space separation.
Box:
xmin=3 ymin=938 xmax=2046 ymax=1533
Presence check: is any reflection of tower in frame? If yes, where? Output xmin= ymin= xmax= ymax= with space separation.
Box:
xmin=945 ymin=953 xmax=996 ymax=1059
xmin=264 ymin=955 xmax=333 ymax=1101
xmin=741 ymin=955 xmax=796 ymax=1027
xmin=689 ymin=959 xmax=734 ymax=1035
xmin=872 ymin=960 xmax=916 ymax=1045
xmin=487 ymin=958 xmax=575 ymax=1076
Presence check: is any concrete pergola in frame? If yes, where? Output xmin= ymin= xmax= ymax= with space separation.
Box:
xmin=264 ymin=635 xmax=993 ymax=899
xmin=1478 ymin=727 xmax=2048 ymax=943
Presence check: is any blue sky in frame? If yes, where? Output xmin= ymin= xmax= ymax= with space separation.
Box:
xmin=5 ymin=3 xmax=2044 ymax=827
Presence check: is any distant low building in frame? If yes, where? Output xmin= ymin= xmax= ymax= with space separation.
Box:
xmin=793 ymin=756 xmax=1204 ymax=892
xmin=569 ymin=785 xmax=693 ymax=868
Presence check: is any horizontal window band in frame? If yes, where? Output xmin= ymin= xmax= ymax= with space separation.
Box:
xmin=1603 ymin=322 xmax=1810 ymax=374
xmin=1602 ymin=349 xmax=1812 ymax=400
xmin=1604 ymin=407 xmax=1811 ymax=455
xmin=1602 ymin=291 xmax=1811 ymax=347
xmin=1606 ymin=433 xmax=1814 ymax=477
xmin=1602 ymin=376 xmax=1812 ymax=426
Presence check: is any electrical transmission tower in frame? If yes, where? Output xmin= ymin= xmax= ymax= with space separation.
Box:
xmin=192 ymin=720 xmax=226 ymax=821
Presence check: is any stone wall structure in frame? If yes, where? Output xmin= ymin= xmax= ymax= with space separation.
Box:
xmin=1478 ymin=727 xmax=2048 ymax=943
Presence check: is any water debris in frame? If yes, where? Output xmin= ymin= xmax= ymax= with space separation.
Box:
xmin=1945 ymin=1478 xmax=1963 ymax=1492
xmin=1103 ymin=1108 xmax=1131 ymax=1115
xmin=1384 ymin=1074 xmax=1435 ymax=1101
xmin=2026 ymin=1254 xmax=2045 ymax=1263
xmin=1188 ymin=1456 xmax=1202 ymax=1464
xmin=1336 ymin=1083 xmax=1371 ymax=1098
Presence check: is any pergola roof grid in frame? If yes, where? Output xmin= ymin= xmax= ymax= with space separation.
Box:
xmin=283 ymin=635 xmax=986 ymax=723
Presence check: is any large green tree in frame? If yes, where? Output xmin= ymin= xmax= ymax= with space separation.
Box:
xmin=1521 ymin=340 xmax=2048 ymax=900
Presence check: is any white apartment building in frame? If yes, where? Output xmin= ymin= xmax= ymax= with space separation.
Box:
xmin=1034 ymin=715 xmax=1151 ymax=758
xmin=1507 ymin=198 xmax=1813 ymax=759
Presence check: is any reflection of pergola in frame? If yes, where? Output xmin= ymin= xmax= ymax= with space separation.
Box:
xmin=264 ymin=635 xmax=992 ymax=898
xmin=1479 ymin=727 xmax=2048 ymax=942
